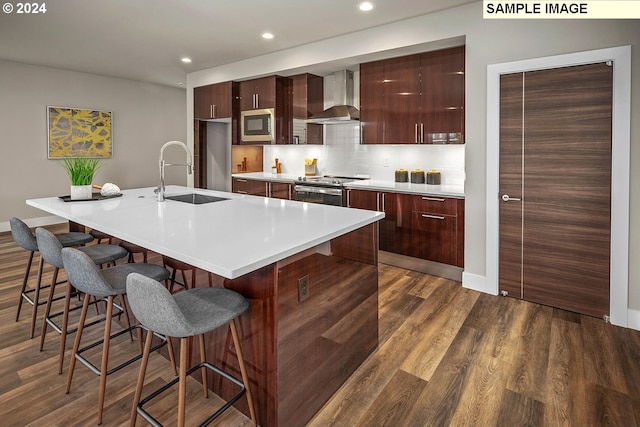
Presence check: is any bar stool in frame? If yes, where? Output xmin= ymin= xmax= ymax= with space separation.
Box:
xmin=90 ymin=229 xmax=112 ymax=244
xmin=9 ymin=217 xmax=94 ymax=338
xmin=35 ymin=227 xmax=129 ymax=373
xmin=120 ymin=241 xmax=148 ymax=263
xmin=126 ymin=272 xmax=257 ymax=427
xmin=163 ymin=256 xmax=212 ymax=293
xmin=61 ymin=247 xmax=172 ymax=425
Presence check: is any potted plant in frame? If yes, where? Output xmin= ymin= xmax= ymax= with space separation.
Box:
xmin=60 ymin=157 xmax=102 ymax=200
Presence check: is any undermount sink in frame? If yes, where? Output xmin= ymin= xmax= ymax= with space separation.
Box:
xmin=165 ymin=193 xmax=229 ymax=204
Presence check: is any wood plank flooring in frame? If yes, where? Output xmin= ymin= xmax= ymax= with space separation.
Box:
xmin=1 ymin=224 xmax=639 ymax=426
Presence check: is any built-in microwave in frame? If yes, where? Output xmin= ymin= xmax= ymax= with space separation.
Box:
xmin=241 ymin=108 xmax=275 ymax=143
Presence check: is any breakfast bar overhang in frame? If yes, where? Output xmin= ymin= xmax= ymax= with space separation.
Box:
xmin=27 ymin=186 xmax=384 ymax=427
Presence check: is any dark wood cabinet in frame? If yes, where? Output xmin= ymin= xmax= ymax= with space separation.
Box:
xmin=240 ymin=76 xmax=288 ymax=110
xmin=291 ymin=73 xmax=324 ymax=145
xmin=268 ymin=182 xmax=293 ymax=200
xmin=360 ymin=46 xmax=465 ymax=144
xmin=347 ymin=189 xmax=464 ymax=267
xmin=421 ymin=47 xmax=465 ymax=143
xmin=346 ymin=189 xmax=398 ymax=253
xmin=232 ymin=178 xmax=293 ymax=200
xmin=194 ymin=81 xmax=239 ymax=120
xmin=232 ymin=177 xmax=267 ymax=196
xmin=239 ymin=76 xmax=292 ymax=144
xmin=399 ymin=193 xmax=464 ymax=267
xmin=359 ymin=60 xmax=385 ymax=145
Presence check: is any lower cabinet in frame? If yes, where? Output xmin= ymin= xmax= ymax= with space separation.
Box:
xmin=232 ymin=177 xmax=294 ymax=200
xmin=347 ymin=188 xmax=464 ymax=267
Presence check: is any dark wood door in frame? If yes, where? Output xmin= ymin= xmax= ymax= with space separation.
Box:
xmin=499 ymin=63 xmax=613 ymax=318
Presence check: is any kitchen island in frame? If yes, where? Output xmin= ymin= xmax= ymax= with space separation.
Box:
xmin=27 ymin=186 xmax=384 ymax=427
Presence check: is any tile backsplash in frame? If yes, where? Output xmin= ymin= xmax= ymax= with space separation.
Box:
xmin=264 ymin=124 xmax=465 ymax=186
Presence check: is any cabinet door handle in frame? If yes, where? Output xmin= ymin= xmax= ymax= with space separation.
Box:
xmin=415 ymin=123 xmax=419 ymax=144
xmin=420 ymin=123 xmax=424 ymax=144
xmin=381 ymin=193 xmax=386 ymax=213
xmin=237 ymin=179 xmax=248 ymax=183
xmin=346 ymin=190 xmax=351 ymax=207
xmin=422 ymin=197 xmax=445 ymax=202
xmin=210 ymin=104 xmax=216 ymax=119
xmin=421 ymin=214 xmax=445 ymax=220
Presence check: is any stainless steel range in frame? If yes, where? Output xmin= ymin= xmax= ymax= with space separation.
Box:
xmin=294 ymin=175 xmax=363 ymax=206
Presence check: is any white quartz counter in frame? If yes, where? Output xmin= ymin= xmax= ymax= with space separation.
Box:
xmin=232 ymin=173 xmax=464 ymax=198
xmin=344 ymin=179 xmax=465 ymax=198
xmin=232 ymin=172 xmax=298 ymax=183
xmin=27 ymin=186 xmax=384 ymax=279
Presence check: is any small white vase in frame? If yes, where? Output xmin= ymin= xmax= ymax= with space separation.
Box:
xmin=70 ymin=184 xmax=93 ymax=200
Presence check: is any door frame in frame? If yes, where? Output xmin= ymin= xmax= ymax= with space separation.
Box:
xmin=486 ymin=46 xmax=631 ymax=327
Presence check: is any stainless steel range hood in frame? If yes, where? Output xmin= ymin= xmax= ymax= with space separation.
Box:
xmin=307 ymin=70 xmax=359 ymax=124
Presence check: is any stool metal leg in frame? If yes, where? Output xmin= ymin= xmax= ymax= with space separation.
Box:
xmin=29 ymin=256 xmax=45 ymax=338
xmin=39 ymin=266 xmax=60 ymax=351
xmin=230 ymin=319 xmax=258 ymax=427
xmin=97 ymin=296 xmax=115 ymax=425
xmin=198 ymin=334 xmax=208 ymax=398
xmin=58 ymin=282 xmax=74 ymax=374
xmin=130 ymin=329 xmax=154 ymax=427
xmin=66 ymin=293 xmax=92 ymax=393
xmin=15 ymin=250 xmax=35 ymax=321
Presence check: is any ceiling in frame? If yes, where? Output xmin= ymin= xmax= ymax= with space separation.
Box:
xmin=0 ymin=0 xmax=477 ymax=88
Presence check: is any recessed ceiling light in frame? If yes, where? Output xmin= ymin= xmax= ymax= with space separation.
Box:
xmin=177 ymin=82 xmax=185 ymax=86
xmin=262 ymin=32 xmax=274 ymax=39
xmin=358 ymin=2 xmax=374 ymax=11
xmin=181 ymin=57 xmax=192 ymax=63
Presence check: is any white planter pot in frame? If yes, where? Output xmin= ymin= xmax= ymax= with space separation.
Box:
xmin=70 ymin=184 xmax=92 ymax=200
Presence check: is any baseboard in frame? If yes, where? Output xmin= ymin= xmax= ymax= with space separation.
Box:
xmin=0 ymin=215 xmax=66 ymax=233
xmin=378 ymin=251 xmax=463 ymax=282
xmin=462 ymin=271 xmax=497 ymax=295
xmin=628 ymin=309 xmax=640 ymax=331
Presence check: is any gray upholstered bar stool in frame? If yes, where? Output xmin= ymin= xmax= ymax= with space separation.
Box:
xmin=120 ymin=241 xmax=149 ymax=263
xmin=61 ymin=247 xmax=172 ymax=425
xmin=9 ymin=217 xmax=94 ymax=338
xmin=36 ymin=227 xmax=129 ymax=373
xmin=90 ymin=229 xmax=113 ymax=244
xmin=163 ymin=255 xmax=214 ymax=293
xmin=126 ymin=272 xmax=257 ymax=427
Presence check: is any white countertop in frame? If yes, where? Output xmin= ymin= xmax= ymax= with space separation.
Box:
xmin=344 ymin=179 xmax=465 ymax=198
xmin=232 ymin=173 xmax=464 ymax=198
xmin=232 ymin=172 xmax=298 ymax=183
xmin=26 ymin=186 xmax=384 ymax=279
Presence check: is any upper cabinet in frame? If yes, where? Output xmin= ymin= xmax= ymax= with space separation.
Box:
xmin=240 ymin=76 xmax=289 ymax=110
xmin=360 ymin=46 xmax=465 ymax=144
xmin=239 ymin=76 xmax=292 ymax=144
xmin=194 ymin=81 xmax=239 ymax=120
xmin=291 ymin=73 xmax=324 ymax=145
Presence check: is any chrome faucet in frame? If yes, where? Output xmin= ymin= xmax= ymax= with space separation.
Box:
xmin=157 ymin=140 xmax=194 ymax=202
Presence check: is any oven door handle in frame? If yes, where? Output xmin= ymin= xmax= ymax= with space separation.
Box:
xmin=295 ymin=185 xmax=343 ymax=196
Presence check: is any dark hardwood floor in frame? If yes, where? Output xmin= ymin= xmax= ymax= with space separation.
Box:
xmin=1 ymin=224 xmax=639 ymax=426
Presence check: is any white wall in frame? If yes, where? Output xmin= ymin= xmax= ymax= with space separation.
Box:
xmin=0 ymin=60 xmax=187 ymax=229
xmin=188 ymin=3 xmax=639 ymax=311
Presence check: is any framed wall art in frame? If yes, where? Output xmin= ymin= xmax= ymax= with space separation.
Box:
xmin=47 ymin=106 xmax=113 ymax=158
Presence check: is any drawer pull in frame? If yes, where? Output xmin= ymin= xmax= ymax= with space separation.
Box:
xmin=421 ymin=214 xmax=445 ymax=220
xmin=237 ymin=179 xmax=248 ymax=183
xmin=422 ymin=197 xmax=445 ymax=202
xmin=237 ymin=191 xmax=248 ymax=194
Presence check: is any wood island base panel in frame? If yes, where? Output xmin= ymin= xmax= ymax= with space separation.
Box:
xmin=208 ymin=224 xmax=379 ymax=427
